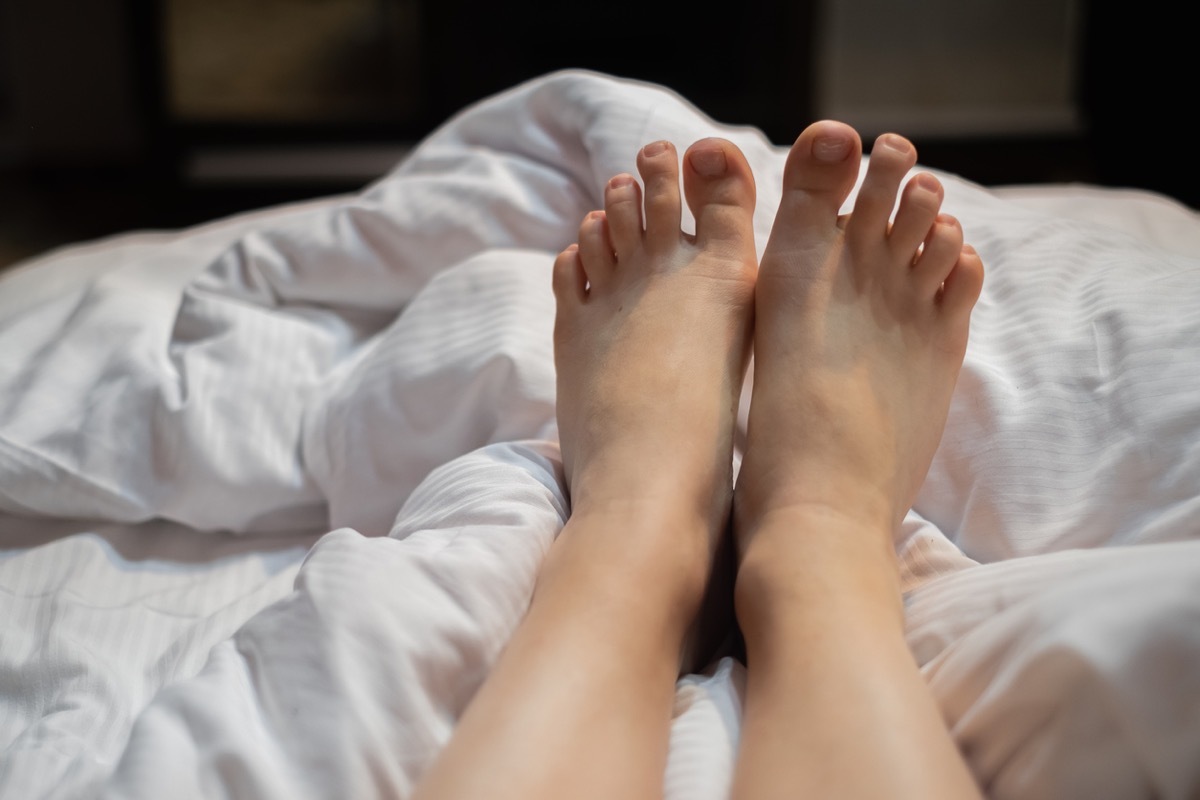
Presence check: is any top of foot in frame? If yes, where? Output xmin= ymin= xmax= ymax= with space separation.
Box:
xmin=737 ymin=121 xmax=985 ymax=541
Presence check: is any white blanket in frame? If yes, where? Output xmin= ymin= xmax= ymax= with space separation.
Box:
xmin=2 ymin=70 xmax=1199 ymax=799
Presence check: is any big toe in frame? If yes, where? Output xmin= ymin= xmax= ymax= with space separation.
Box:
xmin=774 ymin=120 xmax=863 ymax=238
xmin=682 ymin=138 xmax=757 ymax=254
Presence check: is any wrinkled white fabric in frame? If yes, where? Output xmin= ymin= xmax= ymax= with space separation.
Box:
xmin=2 ymin=69 xmax=1200 ymax=799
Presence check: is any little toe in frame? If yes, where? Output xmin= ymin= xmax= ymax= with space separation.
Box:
xmin=940 ymin=243 xmax=985 ymax=321
xmin=773 ymin=120 xmax=863 ymax=241
xmin=889 ymin=172 xmax=944 ymax=263
xmin=577 ymin=210 xmax=616 ymax=288
xmin=682 ymin=138 xmax=757 ymax=256
xmin=845 ymin=133 xmax=919 ymax=245
xmin=637 ymin=140 xmax=683 ymax=251
xmin=913 ymin=214 xmax=964 ymax=296
xmin=552 ymin=244 xmax=587 ymax=306
xmin=604 ymin=173 xmax=644 ymax=261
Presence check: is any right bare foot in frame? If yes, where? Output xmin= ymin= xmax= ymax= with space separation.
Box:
xmin=735 ymin=120 xmax=984 ymax=567
xmin=727 ymin=123 xmax=985 ymax=800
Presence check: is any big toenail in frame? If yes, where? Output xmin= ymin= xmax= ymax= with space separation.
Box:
xmin=813 ymin=135 xmax=852 ymax=163
xmin=879 ymin=134 xmax=912 ymax=153
xmin=643 ymin=141 xmax=670 ymax=157
xmin=689 ymin=147 xmax=727 ymax=176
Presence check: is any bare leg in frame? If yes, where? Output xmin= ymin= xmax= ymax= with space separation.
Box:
xmin=732 ymin=122 xmax=985 ymax=798
xmin=413 ymin=137 xmax=757 ymax=800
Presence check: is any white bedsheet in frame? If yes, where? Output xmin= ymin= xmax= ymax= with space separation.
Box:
xmin=2 ymin=70 xmax=1199 ymax=799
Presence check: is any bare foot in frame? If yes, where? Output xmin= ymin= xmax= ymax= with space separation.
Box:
xmin=735 ymin=121 xmax=984 ymax=556
xmin=728 ymin=122 xmax=985 ymax=800
xmin=552 ymin=137 xmax=757 ymax=641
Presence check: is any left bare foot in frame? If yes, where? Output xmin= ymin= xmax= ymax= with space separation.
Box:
xmin=552 ymin=136 xmax=757 ymax=636
xmin=414 ymin=138 xmax=760 ymax=800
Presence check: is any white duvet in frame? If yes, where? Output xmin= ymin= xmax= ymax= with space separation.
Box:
xmin=2 ymin=71 xmax=1199 ymax=799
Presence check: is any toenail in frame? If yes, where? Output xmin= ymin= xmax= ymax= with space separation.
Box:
xmin=608 ymin=174 xmax=634 ymax=189
xmin=642 ymin=140 xmax=670 ymax=157
xmin=878 ymin=134 xmax=912 ymax=154
xmin=812 ymin=134 xmax=853 ymax=163
xmin=916 ymin=173 xmax=940 ymax=192
xmin=688 ymin=147 xmax=727 ymax=177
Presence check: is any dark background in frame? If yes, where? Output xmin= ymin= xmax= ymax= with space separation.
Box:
xmin=0 ymin=0 xmax=1194 ymax=271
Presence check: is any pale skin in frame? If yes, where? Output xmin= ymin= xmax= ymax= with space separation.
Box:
xmin=413 ymin=121 xmax=985 ymax=799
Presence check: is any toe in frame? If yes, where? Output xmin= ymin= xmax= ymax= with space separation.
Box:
xmin=604 ymin=173 xmax=644 ymax=262
xmin=682 ymin=138 xmax=757 ymax=256
xmin=889 ymin=172 xmax=943 ymax=263
xmin=939 ymin=243 xmax=985 ymax=321
xmin=577 ymin=210 xmax=616 ymax=288
xmin=845 ymin=133 xmax=918 ymax=246
xmin=552 ymin=244 xmax=587 ymax=304
xmin=637 ymin=140 xmax=682 ymax=251
xmin=913 ymin=214 xmax=964 ymax=297
xmin=774 ymin=120 xmax=862 ymax=240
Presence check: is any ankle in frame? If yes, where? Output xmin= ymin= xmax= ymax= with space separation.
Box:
xmin=733 ymin=505 xmax=904 ymax=643
xmin=547 ymin=505 xmax=719 ymax=635
xmin=568 ymin=452 xmax=731 ymax=521
xmin=733 ymin=475 xmax=896 ymax=550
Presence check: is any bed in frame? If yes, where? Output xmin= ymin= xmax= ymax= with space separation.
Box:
xmin=2 ymin=70 xmax=1198 ymax=799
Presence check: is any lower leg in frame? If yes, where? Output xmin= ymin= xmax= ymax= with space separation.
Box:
xmin=414 ymin=137 xmax=759 ymax=800
xmin=734 ymin=511 xmax=971 ymax=799
xmin=413 ymin=506 xmax=705 ymax=800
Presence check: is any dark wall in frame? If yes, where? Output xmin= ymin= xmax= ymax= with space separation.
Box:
xmin=0 ymin=0 xmax=1195 ymax=267
xmin=419 ymin=0 xmax=815 ymax=146
xmin=0 ymin=0 xmax=146 ymax=164
xmin=1082 ymin=4 xmax=1196 ymax=209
